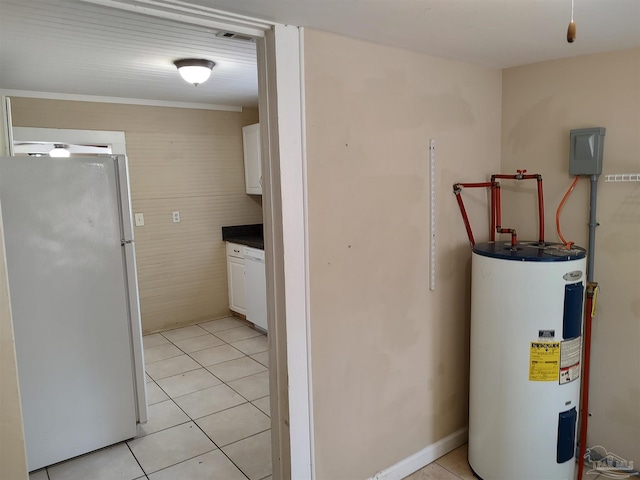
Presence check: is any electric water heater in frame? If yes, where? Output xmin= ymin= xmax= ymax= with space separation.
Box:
xmin=468 ymin=241 xmax=586 ymax=480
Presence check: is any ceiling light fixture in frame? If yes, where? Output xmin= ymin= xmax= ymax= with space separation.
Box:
xmin=173 ymin=59 xmax=215 ymax=86
xmin=567 ymin=0 xmax=577 ymax=43
xmin=49 ymin=144 xmax=70 ymax=158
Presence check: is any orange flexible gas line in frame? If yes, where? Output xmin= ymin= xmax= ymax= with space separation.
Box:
xmin=556 ymin=177 xmax=580 ymax=249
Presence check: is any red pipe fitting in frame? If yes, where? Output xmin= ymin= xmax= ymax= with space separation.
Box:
xmin=456 ymin=182 xmax=494 ymax=188
xmin=496 ymin=227 xmax=518 ymax=249
xmin=490 ymin=184 xmax=497 ymax=242
xmin=490 ymin=172 xmax=545 ymax=246
xmin=453 ymin=171 xmax=544 ymax=249
xmin=453 ymin=184 xmax=476 ymax=246
xmin=495 ymin=183 xmax=502 ymax=231
xmin=492 ymin=173 xmax=538 ymax=180
xmin=453 ymin=182 xmax=497 ymax=246
xmin=536 ymin=176 xmax=545 ymax=245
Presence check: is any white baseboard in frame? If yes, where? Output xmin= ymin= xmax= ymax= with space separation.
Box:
xmin=369 ymin=426 xmax=469 ymax=480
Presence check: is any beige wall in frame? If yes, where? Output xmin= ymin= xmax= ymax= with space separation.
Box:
xmin=0 ymin=104 xmax=28 ymax=480
xmin=242 ymin=106 xmax=260 ymax=126
xmin=11 ymin=99 xmax=262 ymax=333
xmin=304 ymin=29 xmax=502 ymax=479
xmin=0 ymin=211 xmax=28 ymax=480
xmin=501 ymin=48 xmax=640 ymax=464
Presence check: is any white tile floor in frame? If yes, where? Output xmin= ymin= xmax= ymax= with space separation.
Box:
xmin=29 ymin=316 xmax=271 ymax=480
xmin=404 ymin=443 xmax=602 ymax=480
xmin=27 ymin=317 xmax=601 ymax=480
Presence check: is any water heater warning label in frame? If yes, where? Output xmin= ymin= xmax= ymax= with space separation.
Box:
xmin=560 ymin=337 xmax=582 ymax=384
xmin=529 ymin=342 xmax=560 ymax=381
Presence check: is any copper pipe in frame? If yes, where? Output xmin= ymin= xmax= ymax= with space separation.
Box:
xmin=496 ymin=227 xmax=517 ymax=249
xmin=457 ymin=182 xmax=494 ymax=188
xmin=453 ymin=185 xmax=476 ymax=246
xmin=495 ymin=183 xmax=502 ymax=229
xmin=490 ymin=183 xmax=497 ymax=242
xmin=536 ymin=176 xmax=545 ymax=245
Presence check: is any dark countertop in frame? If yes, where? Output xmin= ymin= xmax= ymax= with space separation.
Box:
xmin=222 ymin=224 xmax=264 ymax=250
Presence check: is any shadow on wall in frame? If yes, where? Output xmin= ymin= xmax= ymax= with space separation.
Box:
xmin=507 ymin=96 xmax=568 ymax=155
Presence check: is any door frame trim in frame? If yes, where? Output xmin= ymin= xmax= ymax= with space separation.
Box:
xmin=12 ymin=127 xmax=127 ymax=155
xmin=76 ymin=2 xmax=314 ymax=478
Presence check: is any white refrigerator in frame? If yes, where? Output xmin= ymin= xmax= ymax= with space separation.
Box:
xmin=0 ymin=155 xmax=147 ymax=471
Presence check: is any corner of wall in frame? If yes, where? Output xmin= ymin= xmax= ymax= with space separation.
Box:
xmin=0 ymin=96 xmax=28 ymax=480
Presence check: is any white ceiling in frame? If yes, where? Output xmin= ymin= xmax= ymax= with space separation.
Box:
xmin=201 ymin=0 xmax=640 ymax=67
xmin=0 ymin=0 xmax=259 ymax=107
xmin=0 ymin=0 xmax=638 ymax=107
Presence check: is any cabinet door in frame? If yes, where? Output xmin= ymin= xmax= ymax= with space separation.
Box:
xmin=242 ymin=123 xmax=262 ymax=195
xmin=227 ymin=256 xmax=246 ymax=314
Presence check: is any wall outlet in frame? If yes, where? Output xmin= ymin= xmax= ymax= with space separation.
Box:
xmin=134 ymin=213 xmax=144 ymax=226
xmin=172 ymin=211 xmax=181 ymax=223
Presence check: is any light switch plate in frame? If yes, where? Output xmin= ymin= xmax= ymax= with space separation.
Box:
xmin=134 ymin=213 xmax=144 ymax=226
xmin=172 ymin=211 xmax=180 ymax=223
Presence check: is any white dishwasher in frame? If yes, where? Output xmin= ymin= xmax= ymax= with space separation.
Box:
xmin=244 ymin=246 xmax=267 ymax=332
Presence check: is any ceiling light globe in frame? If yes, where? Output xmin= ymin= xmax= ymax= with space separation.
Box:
xmin=49 ymin=145 xmax=70 ymax=158
xmin=174 ymin=59 xmax=215 ymax=86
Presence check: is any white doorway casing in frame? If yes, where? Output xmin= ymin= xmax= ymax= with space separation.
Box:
xmin=12 ymin=127 xmax=127 ymax=156
xmin=76 ymin=2 xmax=314 ymax=479
xmin=258 ymin=24 xmax=314 ymax=480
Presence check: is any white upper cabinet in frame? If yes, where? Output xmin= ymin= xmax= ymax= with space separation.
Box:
xmin=242 ymin=123 xmax=262 ymax=195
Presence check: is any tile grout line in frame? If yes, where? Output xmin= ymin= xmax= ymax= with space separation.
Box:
xmin=222 ymin=373 xmax=270 ymax=404
xmin=205 ymin=355 xmax=269 ymax=381
xmin=131 ymin=431 xmax=218 ymax=479
xmin=169 ymin=377 xmax=266 ymax=405
xmin=171 ymin=327 xmax=268 ymax=480
xmin=145 ymin=327 xmax=267 ymax=363
xmin=124 ymin=441 xmax=148 ymax=479
xmin=187 ymin=417 xmax=253 ymax=480
xmin=141 ymin=325 xmax=270 ymax=480
xmin=158 ymin=323 xmax=211 ymax=341
xmin=434 ymin=461 xmax=466 ymax=480
xmin=249 ymin=355 xmax=269 ymax=368
xmin=150 ymin=370 xmax=268 ymax=427
xmin=165 ymin=328 xmax=269 ymax=409
xmin=132 ymin=368 xmax=221 ymax=477
xmin=147 ymin=331 xmax=254 ymax=375
xmin=145 ymin=344 xmax=227 ymax=382
xmin=144 ymin=317 xmax=246 ymax=349
xmin=216 ymin=428 xmax=272 ymax=449
xmin=151 ymin=325 xmax=267 ymax=405
xmin=146 ymin=331 xmax=229 ymax=366
xmin=137 ymin=443 xmax=219 ymax=478
xmin=43 ymin=443 xmax=142 ymax=480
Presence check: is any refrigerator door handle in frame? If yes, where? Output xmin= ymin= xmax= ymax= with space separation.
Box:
xmin=114 ymin=155 xmax=135 ymax=244
xmin=122 ymin=232 xmax=147 ymax=425
xmin=113 ymin=155 xmax=147 ymax=425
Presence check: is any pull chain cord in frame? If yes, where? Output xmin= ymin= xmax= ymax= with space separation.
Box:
xmin=556 ymin=176 xmax=580 ymax=249
xmin=571 ymin=0 xmax=574 ymax=22
xmin=567 ymin=0 xmax=577 ymax=42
